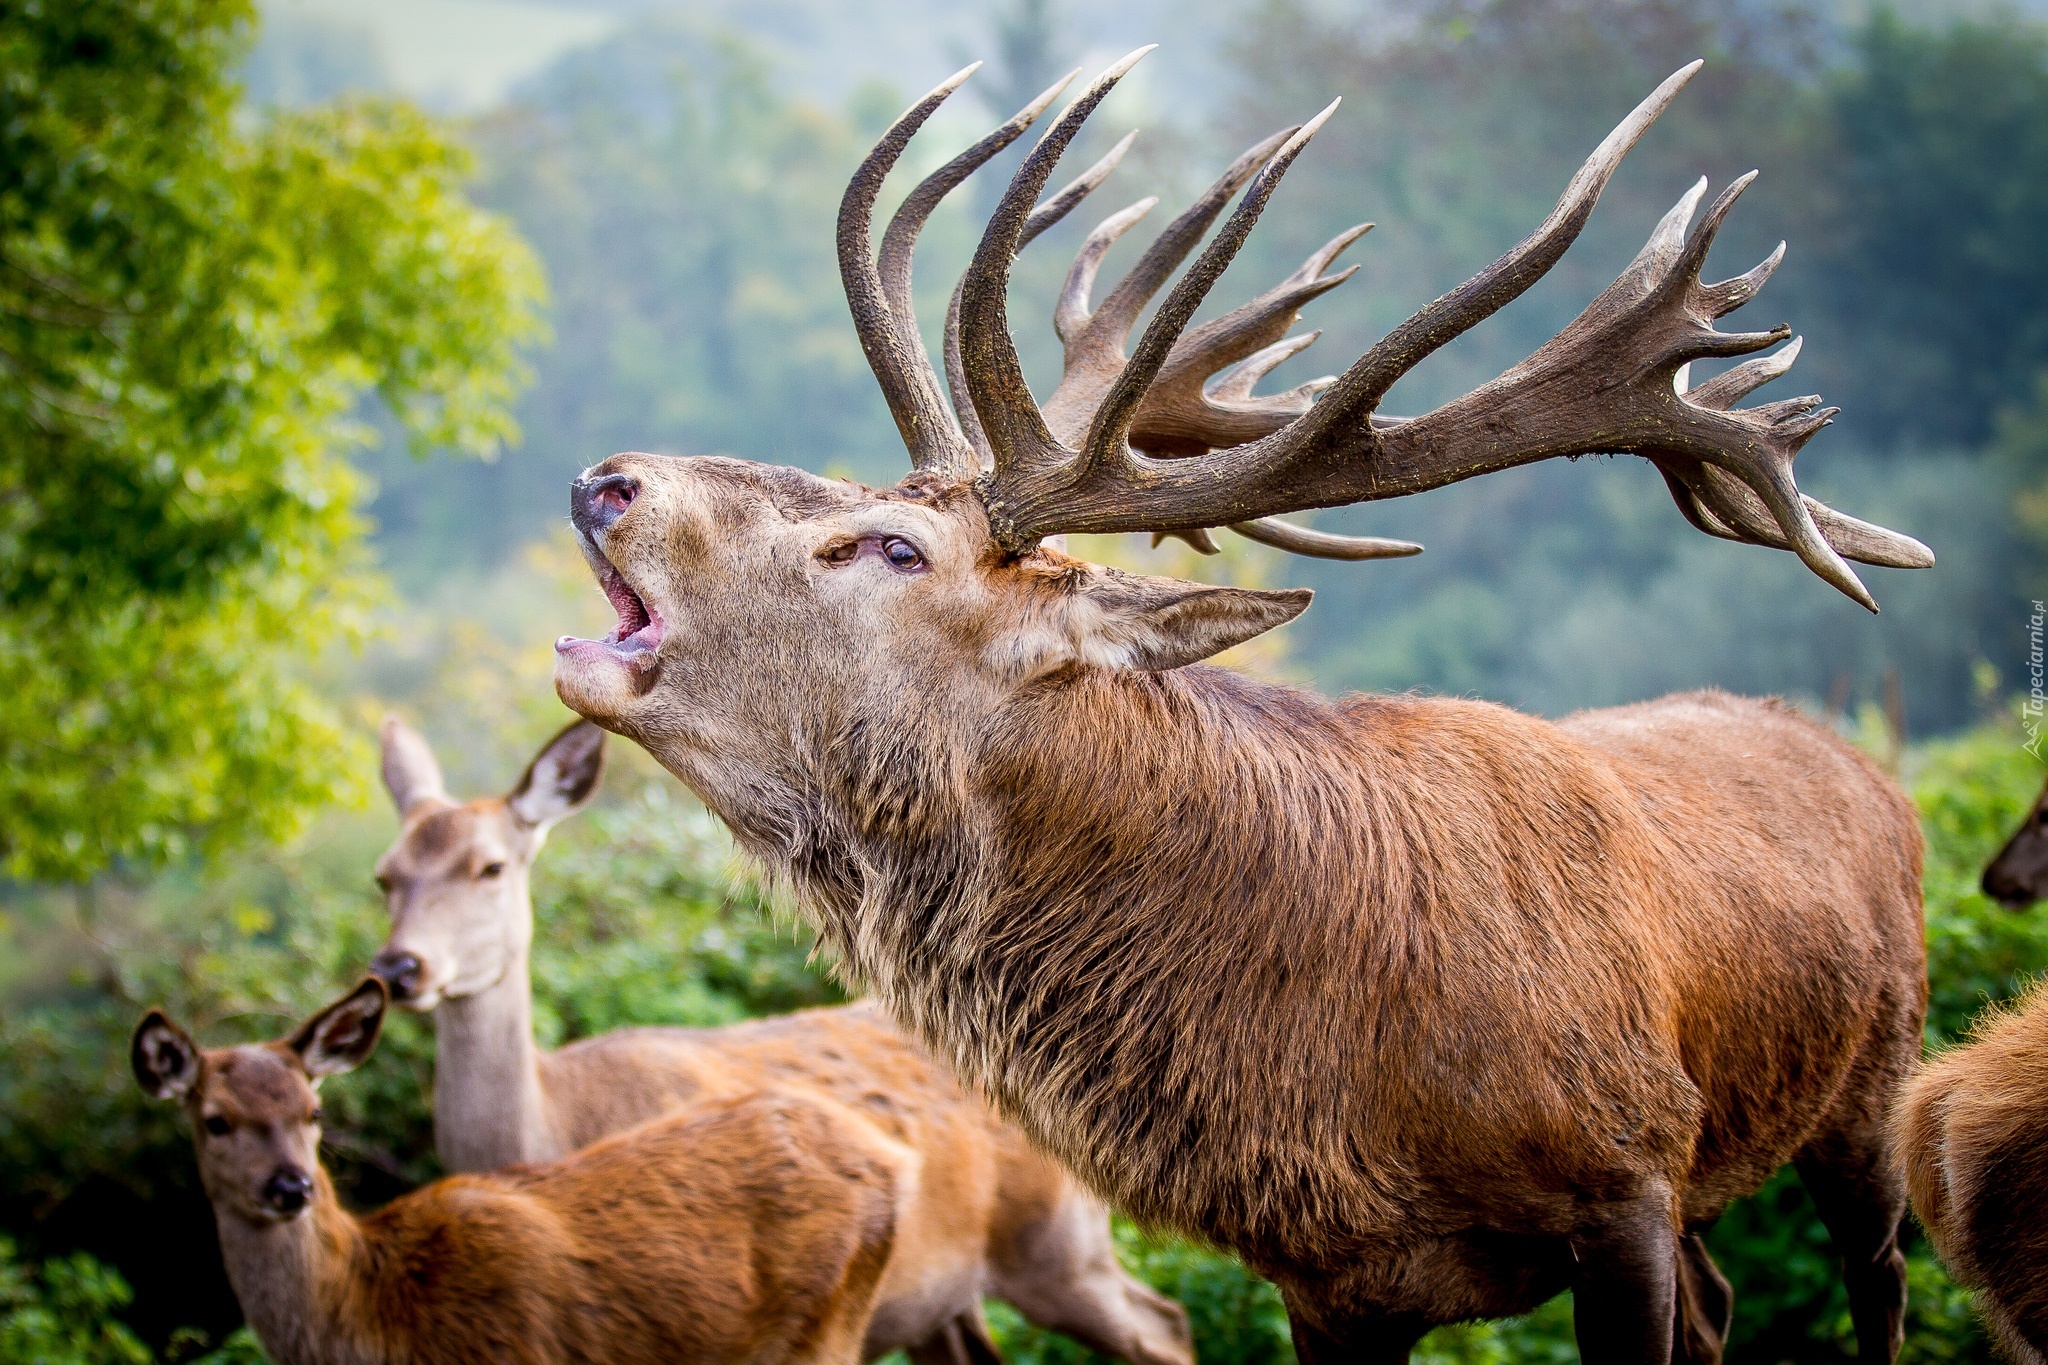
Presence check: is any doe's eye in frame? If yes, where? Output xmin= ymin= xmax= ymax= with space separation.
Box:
xmin=479 ymin=862 xmax=505 ymax=879
xmin=203 ymin=1115 xmax=231 ymax=1137
xmin=882 ymin=538 xmax=924 ymax=571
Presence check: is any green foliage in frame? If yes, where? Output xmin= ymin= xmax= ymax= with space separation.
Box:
xmin=990 ymin=1223 xmax=1295 ymax=1365
xmin=0 ymin=1237 xmax=150 ymax=1365
xmin=0 ymin=0 xmax=543 ymax=880
xmin=1809 ymin=11 xmax=2048 ymax=448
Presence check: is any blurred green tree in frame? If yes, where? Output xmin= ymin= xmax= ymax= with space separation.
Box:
xmin=0 ymin=0 xmax=544 ymax=880
xmin=1805 ymin=11 xmax=2048 ymax=449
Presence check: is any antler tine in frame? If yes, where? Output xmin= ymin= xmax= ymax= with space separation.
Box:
xmin=1663 ymin=337 xmax=1935 ymax=570
xmin=1128 ymin=223 xmax=1369 ymax=454
xmin=840 ymin=64 xmax=984 ymax=474
xmin=1079 ymin=100 xmax=1342 ymax=479
xmin=1022 ymin=130 xmax=1137 ymax=252
xmin=1037 ymin=127 xmax=1296 ymax=445
xmin=1229 ymin=517 xmax=1423 ymax=559
xmin=971 ymin=62 xmax=1932 ymax=607
xmin=877 ymin=69 xmax=1080 ymax=328
xmin=1295 ymin=60 xmax=1703 ymax=445
xmin=958 ymin=46 xmax=1155 ymax=487
xmin=945 ymin=133 xmax=1139 ymax=467
xmin=1079 ymin=128 xmax=1297 ymax=362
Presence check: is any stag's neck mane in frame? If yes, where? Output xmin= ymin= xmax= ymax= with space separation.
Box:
xmin=762 ymin=662 xmax=1684 ymax=1263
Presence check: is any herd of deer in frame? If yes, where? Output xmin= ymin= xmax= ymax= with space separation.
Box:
xmin=123 ymin=47 xmax=2048 ymax=1365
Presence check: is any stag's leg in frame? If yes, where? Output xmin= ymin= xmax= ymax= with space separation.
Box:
xmin=1673 ymin=1231 xmax=1734 ymax=1365
xmin=987 ymin=1193 xmax=1193 ymax=1365
xmin=1569 ymin=1191 xmax=1679 ymax=1365
xmin=1796 ymin=1127 xmax=1908 ymax=1363
xmin=1283 ymin=1301 xmax=1431 ymax=1365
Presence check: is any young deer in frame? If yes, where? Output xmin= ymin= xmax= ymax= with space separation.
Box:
xmin=366 ymin=714 xmax=1191 ymax=1365
xmin=1896 ymin=983 xmax=2048 ymax=1362
xmin=132 ymin=980 xmax=900 ymax=1365
xmin=552 ymin=53 xmax=1933 ymax=1365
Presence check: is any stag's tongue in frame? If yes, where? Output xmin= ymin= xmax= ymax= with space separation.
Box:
xmin=600 ymin=568 xmax=651 ymax=645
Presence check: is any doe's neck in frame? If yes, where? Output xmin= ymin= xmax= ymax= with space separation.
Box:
xmin=431 ymin=943 xmax=557 ymax=1170
xmin=213 ymin=1173 xmax=373 ymax=1365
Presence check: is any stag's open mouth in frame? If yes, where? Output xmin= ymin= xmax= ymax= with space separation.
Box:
xmin=556 ymin=550 xmax=664 ymax=672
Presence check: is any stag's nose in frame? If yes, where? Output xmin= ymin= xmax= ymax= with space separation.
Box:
xmin=571 ymin=472 xmax=639 ymax=539
xmin=263 ymin=1167 xmax=312 ymax=1215
xmin=368 ymin=950 xmax=423 ymax=1001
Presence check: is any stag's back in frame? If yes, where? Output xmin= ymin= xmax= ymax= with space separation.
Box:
xmin=1896 ymin=987 xmax=2048 ymax=1363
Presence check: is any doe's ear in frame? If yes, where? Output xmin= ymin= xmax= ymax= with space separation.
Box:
xmin=380 ymin=715 xmax=447 ymax=817
xmin=133 ymin=1011 xmax=201 ymax=1101
xmin=288 ymin=979 xmax=387 ymax=1079
xmin=1072 ymin=571 xmax=1312 ymax=672
xmin=507 ymin=720 xmax=606 ymax=829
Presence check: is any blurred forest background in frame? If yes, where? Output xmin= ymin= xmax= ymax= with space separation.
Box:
xmin=2 ymin=0 xmax=2047 ymax=1360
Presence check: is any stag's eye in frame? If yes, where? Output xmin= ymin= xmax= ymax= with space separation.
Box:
xmin=882 ymin=537 xmax=925 ymax=571
xmin=203 ymin=1115 xmax=231 ymax=1137
xmin=479 ymin=862 xmax=505 ymax=879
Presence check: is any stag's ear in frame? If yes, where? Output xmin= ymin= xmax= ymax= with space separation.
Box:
xmin=133 ymin=1011 xmax=201 ymax=1101
xmin=1070 ymin=571 xmax=1312 ymax=672
xmin=380 ymin=715 xmax=447 ymax=816
xmin=508 ymin=720 xmax=606 ymax=829
xmin=288 ymin=979 xmax=387 ymax=1079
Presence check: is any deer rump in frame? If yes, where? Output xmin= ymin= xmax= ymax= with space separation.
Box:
xmin=815 ymin=676 xmax=1924 ymax=1328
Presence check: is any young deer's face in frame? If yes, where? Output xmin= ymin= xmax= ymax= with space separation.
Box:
xmin=551 ymin=453 xmax=1303 ymax=831
xmin=131 ymin=982 xmax=385 ymax=1227
xmin=368 ymin=718 xmax=605 ymax=1010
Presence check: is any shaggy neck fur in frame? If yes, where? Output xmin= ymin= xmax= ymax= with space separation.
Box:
xmin=434 ymin=951 xmax=556 ymax=1171
xmin=214 ymin=1172 xmax=374 ymax=1365
xmin=739 ymin=662 xmax=1920 ymax=1296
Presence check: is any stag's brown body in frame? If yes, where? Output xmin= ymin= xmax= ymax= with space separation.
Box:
xmin=1896 ymin=986 xmax=2048 ymax=1363
xmin=554 ymin=51 xmax=1935 ymax=1363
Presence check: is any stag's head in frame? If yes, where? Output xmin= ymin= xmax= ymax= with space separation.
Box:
xmin=368 ymin=717 xmax=605 ymax=1009
xmin=555 ymin=51 xmax=1931 ymax=834
xmin=132 ymin=980 xmax=385 ymax=1226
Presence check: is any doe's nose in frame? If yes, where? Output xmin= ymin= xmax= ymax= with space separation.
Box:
xmin=368 ymin=949 xmax=423 ymax=1001
xmin=571 ymin=472 xmax=639 ymax=538
xmin=263 ymin=1167 xmax=312 ymax=1215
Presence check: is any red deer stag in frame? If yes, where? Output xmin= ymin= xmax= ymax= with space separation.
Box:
xmin=366 ymin=713 xmax=1193 ymax=1365
xmin=1982 ymin=773 xmax=2048 ymax=907
xmin=132 ymin=980 xmax=898 ymax=1365
xmin=1896 ymin=983 xmax=2048 ymax=1362
xmin=551 ymin=53 xmax=1934 ymax=1365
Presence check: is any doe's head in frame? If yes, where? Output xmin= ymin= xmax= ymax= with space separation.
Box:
xmin=368 ymin=716 xmax=606 ymax=1010
xmin=131 ymin=980 xmax=385 ymax=1226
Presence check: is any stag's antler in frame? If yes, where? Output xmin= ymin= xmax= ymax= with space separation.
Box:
xmin=845 ymin=52 xmax=1932 ymax=608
